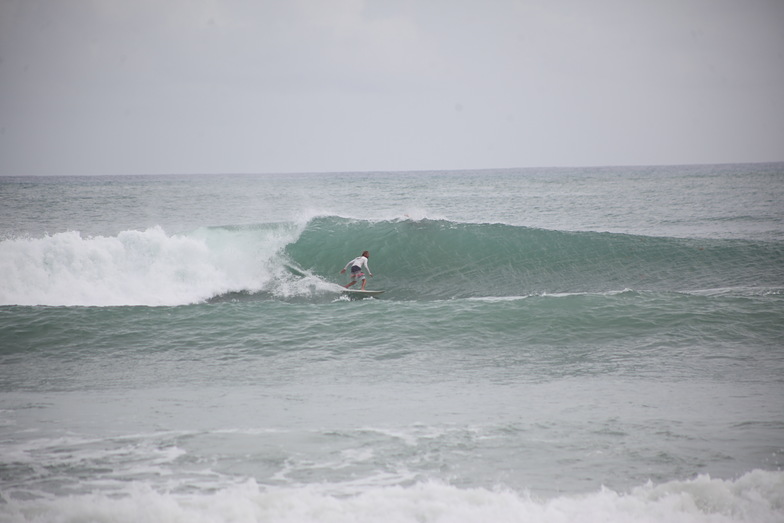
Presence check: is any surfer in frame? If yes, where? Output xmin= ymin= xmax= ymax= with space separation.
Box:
xmin=341 ymin=251 xmax=373 ymax=290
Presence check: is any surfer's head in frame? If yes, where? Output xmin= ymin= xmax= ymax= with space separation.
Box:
xmin=362 ymin=251 xmax=370 ymax=258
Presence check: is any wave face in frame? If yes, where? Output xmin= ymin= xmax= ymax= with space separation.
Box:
xmin=286 ymin=217 xmax=784 ymax=300
xmin=2 ymin=217 xmax=783 ymax=305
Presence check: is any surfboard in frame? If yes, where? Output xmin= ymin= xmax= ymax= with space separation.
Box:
xmin=342 ymin=289 xmax=385 ymax=298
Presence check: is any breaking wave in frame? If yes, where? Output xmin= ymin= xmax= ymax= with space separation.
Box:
xmin=1 ymin=217 xmax=782 ymax=306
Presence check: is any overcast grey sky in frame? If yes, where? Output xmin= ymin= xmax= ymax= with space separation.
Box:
xmin=1 ymin=0 xmax=782 ymax=175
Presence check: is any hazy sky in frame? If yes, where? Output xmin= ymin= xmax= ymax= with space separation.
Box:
xmin=1 ymin=0 xmax=783 ymax=175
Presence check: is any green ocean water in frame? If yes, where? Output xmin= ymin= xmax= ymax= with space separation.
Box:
xmin=1 ymin=164 xmax=783 ymax=522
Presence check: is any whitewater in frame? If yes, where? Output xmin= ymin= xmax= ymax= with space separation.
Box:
xmin=1 ymin=164 xmax=783 ymax=522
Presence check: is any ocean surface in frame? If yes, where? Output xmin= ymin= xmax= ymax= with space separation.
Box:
xmin=1 ymin=164 xmax=783 ymax=522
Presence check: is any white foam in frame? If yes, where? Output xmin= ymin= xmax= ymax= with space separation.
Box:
xmin=1 ymin=471 xmax=781 ymax=523
xmin=465 ymin=295 xmax=532 ymax=303
xmin=0 ymin=226 xmax=307 ymax=306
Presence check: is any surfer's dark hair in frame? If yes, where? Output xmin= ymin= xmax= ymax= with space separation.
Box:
xmin=362 ymin=251 xmax=369 ymax=257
